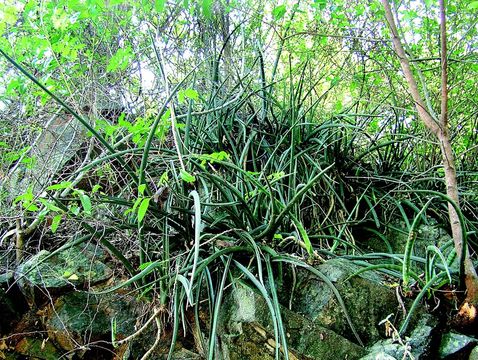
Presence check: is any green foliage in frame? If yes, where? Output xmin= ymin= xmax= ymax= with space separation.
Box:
xmin=137 ymin=197 xmax=151 ymax=222
xmin=180 ymin=169 xmax=196 ymax=183
xmin=1 ymin=0 xmax=478 ymax=357
xmin=106 ymin=47 xmax=133 ymax=72
xmin=178 ymin=88 xmax=199 ymax=103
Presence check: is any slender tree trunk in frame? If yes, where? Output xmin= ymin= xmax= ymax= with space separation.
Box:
xmin=381 ymin=0 xmax=478 ymax=315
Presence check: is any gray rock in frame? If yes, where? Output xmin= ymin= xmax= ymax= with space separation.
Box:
xmin=386 ymin=220 xmax=454 ymax=262
xmin=3 ymin=114 xmax=86 ymax=201
xmin=283 ymin=258 xmax=401 ymax=345
xmin=16 ymin=243 xmax=112 ymax=304
xmin=218 ymin=281 xmax=366 ymax=360
xmin=439 ymin=332 xmax=478 ymax=358
xmin=469 ymin=345 xmax=478 ymax=360
xmin=360 ymin=314 xmax=437 ymax=360
xmin=360 ymin=352 xmax=398 ymax=360
xmin=45 ymin=291 xmax=140 ymax=353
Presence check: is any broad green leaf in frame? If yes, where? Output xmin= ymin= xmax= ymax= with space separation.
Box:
xmin=155 ymin=0 xmax=166 ymax=12
xmin=14 ymin=186 xmax=39 ymax=212
xmin=38 ymin=198 xmax=63 ymax=212
xmin=14 ymin=191 xmax=33 ymax=205
xmin=2 ymin=5 xmax=20 ymax=26
xmin=272 ymin=4 xmax=286 ymax=20
xmin=199 ymin=151 xmax=230 ymax=166
xmin=79 ymin=193 xmax=92 ymax=215
xmin=314 ymin=0 xmax=327 ymax=10
xmin=331 ymin=76 xmax=341 ymax=86
xmin=267 ymin=171 xmax=285 ymax=181
xmin=47 ymin=181 xmax=72 ymax=191
xmin=178 ymin=88 xmax=199 ymax=103
xmin=138 ymin=184 xmax=147 ymax=196
xmin=469 ymin=1 xmax=478 ymax=9
xmin=21 ymin=157 xmax=35 ymax=169
xmin=51 ymin=8 xmax=70 ymax=30
xmin=131 ymin=197 xmax=142 ymax=211
xmin=106 ymin=46 xmax=133 ymax=72
xmin=25 ymin=203 xmax=40 ymax=212
xmin=51 ymin=214 xmax=62 ymax=233
xmin=138 ymin=197 xmax=151 ymax=223
xmin=180 ymin=170 xmax=196 ymax=183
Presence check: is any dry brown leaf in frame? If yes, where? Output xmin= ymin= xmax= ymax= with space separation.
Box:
xmin=458 ymin=302 xmax=477 ymax=322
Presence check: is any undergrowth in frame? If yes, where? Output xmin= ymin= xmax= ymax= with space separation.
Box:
xmin=1 ymin=36 xmax=478 ymax=359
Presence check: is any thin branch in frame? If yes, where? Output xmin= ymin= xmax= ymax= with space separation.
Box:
xmin=440 ymin=0 xmax=448 ymax=129
xmin=381 ymin=0 xmax=441 ymax=135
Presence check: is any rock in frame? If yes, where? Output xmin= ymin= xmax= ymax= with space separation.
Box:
xmin=360 ymin=314 xmax=437 ymax=360
xmin=406 ymin=314 xmax=437 ymax=356
xmin=14 ymin=337 xmax=61 ymax=360
xmin=45 ymin=290 xmax=140 ymax=354
xmin=282 ymin=258 xmax=402 ymax=345
xmin=219 ymin=281 xmax=367 ymax=360
xmin=168 ymin=348 xmax=202 ymax=359
xmin=386 ymin=220 xmax=454 ymax=261
xmin=469 ymin=345 xmax=478 ymax=360
xmin=3 ymin=113 xmax=85 ymax=201
xmin=15 ymin=243 xmax=112 ymax=304
xmin=360 ymin=352 xmax=398 ymax=360
xmin=439 ymin=332 xmax=478 ymax=358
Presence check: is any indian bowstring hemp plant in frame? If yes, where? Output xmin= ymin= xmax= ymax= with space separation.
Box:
xmin=381 ymin=0 xmax=478 ymax=325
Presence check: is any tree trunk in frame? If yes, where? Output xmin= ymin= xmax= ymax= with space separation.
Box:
xmin=381 ymin=0 xmax=478 ymax=320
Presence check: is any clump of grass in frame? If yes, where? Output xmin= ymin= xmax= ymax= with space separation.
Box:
xmin=2 ymin=34 xmax=476 ymax=358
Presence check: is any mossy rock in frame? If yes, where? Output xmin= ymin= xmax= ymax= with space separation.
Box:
xmin=16 ymin=243 xmax=112 ymax=304
xmin=4 ymin=116 xmax=85 ymax=201
xmin=439 ymin=332 xmax=478 ymax=358
xmin=45 ymin=291 xmax=139 ymax=353
xmin=281 ymin=258 xmax=400 ymax=345
xmin=14 ymin=337 xmax=61 ymax=360
xmin=386 ymin=220 xmax=454 ymax=260
xmin=218 ymin=282 xmax=366 ymax=360
xmin=360 ymin=314 xmax=437 ymax=359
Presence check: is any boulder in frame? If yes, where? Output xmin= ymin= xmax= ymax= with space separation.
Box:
xmin=15 ymin=242 xmax=112 ymax=305
xmin=385 ymin=220 xmax=454 ymax=261
xmin=360 ymin=314 xmax=437 ymax=359
xmin=439 ymin=332 xmax=477 ymax=359
xmin=3 ymin=113 xmax=85 ymax=201
xmin=218 ymin=281 xmax=367 ymax=360
xmin=281 ymin=258 xmax=402 ymax=345
xmin=45 ymin=290 xmax=140 ymax=355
